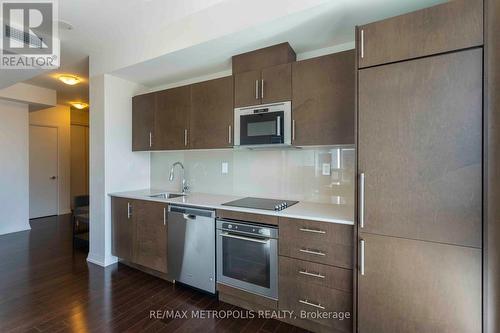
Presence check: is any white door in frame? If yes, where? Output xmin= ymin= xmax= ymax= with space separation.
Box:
xmin=29 ymin=125 xmax=58 ymax=219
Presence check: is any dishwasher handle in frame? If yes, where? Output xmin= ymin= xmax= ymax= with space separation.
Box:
xmin=168 ymin=205 xmax=215 ymax=218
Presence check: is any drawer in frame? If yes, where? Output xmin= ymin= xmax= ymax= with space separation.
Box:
xmin=216 ymin=209 xmax=278 ymax=226
xmin=279 ymin=279 xmax=352 ymax=332
xmin=279 ymin=217 xmax=353 ymax=268
xmin=279 ymin=256 xmax=352 ymax=293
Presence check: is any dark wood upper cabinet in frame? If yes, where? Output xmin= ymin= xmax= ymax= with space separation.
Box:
xmin=111 ymin=197 xmax=134 ymax=261
xmin=132 ymin=93 xmax=156 ymax=151
xmin=155 ymin=85 xmax=191 ymax=150
xmin=133 ymin=200 xmax=168 ymax=274
xmin=261 ymin=63 xmax=292 ymax=105
xmin=190 ymin=76 xmax=234 ymax=149
xmin=292 ymin=50 xmax=355 ymax=146
xmin=358 ymin=49 xmax=482 ymax=248
xmin=358 ymin=0 xmax=483 ymax=68
xmin=358 ymin=233 xmax=481 ymax=333
xmin=233 ymin=43 xmax=296 ymax=108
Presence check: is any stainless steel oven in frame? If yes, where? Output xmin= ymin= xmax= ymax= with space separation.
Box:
xmin=216 ymin=219 xmax=278 ymax=299
xmin=234 ymin=101 xmax=291 ymax=148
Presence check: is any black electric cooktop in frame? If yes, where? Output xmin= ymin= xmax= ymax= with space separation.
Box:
xmin=222 ymin=197 xmax=299 ymax=211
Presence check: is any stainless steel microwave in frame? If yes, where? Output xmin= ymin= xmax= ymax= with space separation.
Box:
xmin=234 ymin=101 xmax=291 ymax=148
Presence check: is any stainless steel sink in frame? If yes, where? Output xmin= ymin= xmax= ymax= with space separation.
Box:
xmin=149 ymin=193 xmax=185 ymax=199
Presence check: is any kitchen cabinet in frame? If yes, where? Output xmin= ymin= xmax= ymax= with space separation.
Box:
xmin=133 ymin=200 xmax=168 ymax=273
xmin=155 ymin=85 xmax=191 ymax=150
xmin=232 ymin=42 xmax=296 ymax=74
xmin=358 ymin=49 xmax=483 ymax=248
xmin=292 ymin=50 xmax=355 ymax=146
xmin=111 ymin=197 xmax=134 ymax=261
xmin=190 ymin=76 xmax=234 ymax=149
xmin=111 ymin=197 xmax=168 ymax=274
xmin=132 ymin=92 xmax=156 ymax=151
xmin=234 ymin=64 xmax=292 ymax=108
xmin=357 ymin=0 xmax=483 ymax=68
xmin=357 ymin=233 xmax=481 ymax=333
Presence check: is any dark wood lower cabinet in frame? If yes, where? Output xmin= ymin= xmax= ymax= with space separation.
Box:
xmin=358 ymin=233 xmax=481 ymax=333
xmin=133 ymin=200 xmax=168 ymax=274
xmin=111 ymin=197 xmax=168 ymax=274
xmin=111 ymin=197 xmax=134 ymax=261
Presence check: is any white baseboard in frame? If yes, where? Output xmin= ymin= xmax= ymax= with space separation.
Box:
xmin=86 ymin=253 xmax=118 ymax=267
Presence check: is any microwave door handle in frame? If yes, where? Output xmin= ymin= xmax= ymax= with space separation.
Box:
xmin=276 ymin=116 xmax=281 ymax=136
xmin=220 ymin=232 xmax=269 ymax=244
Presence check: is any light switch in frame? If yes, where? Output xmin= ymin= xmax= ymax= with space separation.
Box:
xmin=221 ymin=162 xmax=229 ymax=175
xmin=322 ymin=163 xmax=331 ymax=176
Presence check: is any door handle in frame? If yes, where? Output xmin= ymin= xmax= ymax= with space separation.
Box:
xmin=292 ymin=119 xmax=296 ymax=142
xmin=261 ymin=79 xmax=264 ymax=99
xmin=127 ymin=203 xmax=132 ymax=219
xmin=360 ymin=29 xmax=365 ymax=59
xmin=255 ymin=80 xmax=259 ymax=100
xmin=50 ymin=176 xmax=57 ymax=180
xmin=360 ymin=239 xmax=365 ymax=276
xmin=359 ymin=173 xmax=365 ymax=228
xmin=228 ymin=125 xmax=232 ymax=144
xmin=184 ymin=129 xmax=188 ymax=147
xmin=163 ymin=207 xmax=167 ymax=226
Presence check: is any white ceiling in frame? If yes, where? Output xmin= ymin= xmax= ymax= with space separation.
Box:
xmin=111 ymin=0 xmax=446 ymax=88
xmin=3 ymin=0 xmax=447 ymax=99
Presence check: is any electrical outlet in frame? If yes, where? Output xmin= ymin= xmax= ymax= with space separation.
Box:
xmin=221 ymin=162 xmax=229 ymax=175
xmin=322 ymin=163 xmax=331 ymax=176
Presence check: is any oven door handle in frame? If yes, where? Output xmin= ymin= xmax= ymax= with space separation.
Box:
xmin=220 ymin=232 xmax=270 ymax=244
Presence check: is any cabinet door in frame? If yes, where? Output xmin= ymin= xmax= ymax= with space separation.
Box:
xmin=133 ymin=200 xmax=168 ymax=273
xmin=358 ymin=0 xmax=483 ymax=68
xmin=292 ymin=51 xmax=355 ymax=146
xmin=132 ymin=93 xmax=155 ymax=151
xmin=358 ymin=49 xmax=482 ymax=247
xmin=155 ymin=86 xmax=191 ymax=150
xmin=261 ymin=63 xmax=291 ymax=105
xmin=111 ymin=197 xmax=134 ymax=261
xmin=358 ymin=233 xmax=481 ymax=333
xmin=190 ymin=76 xmax=233 ymax=149
xmin=234 ymin=70 xmax=261 ymax=108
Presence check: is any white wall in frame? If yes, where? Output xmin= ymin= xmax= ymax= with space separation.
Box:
xmin=0 ymin=100 xmax=30 ymax=235
xmin=29 ymin=105 xmax=72 ymax=215
xmin=88 ymin=74 xmax=150 ymax=267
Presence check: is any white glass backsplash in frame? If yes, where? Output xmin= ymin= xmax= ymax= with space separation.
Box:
xmin=150 ymin=147 xmax=355 ymax=205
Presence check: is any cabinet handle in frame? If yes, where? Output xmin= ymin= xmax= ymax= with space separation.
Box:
xmin=299 ymin=248 xmax=326 ymax=256
xmin=261 ymin=79 xmax=264 ymax=99
xmin=359 ymin=173 xmax=365 ymax=228
xmin=163 ymin=207 xmax=166 ymax=226
xmin=184 ymin=129 xmax=188 ymax=147
xmin=149 ymin=132 xmax=152 ymax=148
xmin=298 ymin=270 xmax=325 ymax=279
xmin=299 ymin=227 xmax=326 ymax=234
xmin=292 ymin=119 xmax=296 ymax=142
xmin=299 ymin=299 xmax=325 ymax=310
xmin=228 ymin=125 xmax=232 ymax=144
xmin=360 ymin=29 xmax=365 ymax=59
xmin=127 ymin=202 xmax=132 ymax=219
xmin=360 ymin=239 xmax=365 ymax=276
xmin=255 ymin=80 xmax=259 ymax=100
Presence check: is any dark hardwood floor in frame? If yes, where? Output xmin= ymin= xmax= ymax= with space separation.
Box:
xmin=0 ymin=215 xmax=307 ymax=333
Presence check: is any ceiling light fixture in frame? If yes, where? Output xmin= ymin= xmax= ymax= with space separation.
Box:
xmin=71 ymin=102 xmax=88 ymax=110
xmin=59 ymin=75 xmax=80 ymax=85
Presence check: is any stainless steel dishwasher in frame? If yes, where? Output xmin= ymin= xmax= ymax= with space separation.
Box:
xmin=167 ymin=205 xmax=216 ymax=293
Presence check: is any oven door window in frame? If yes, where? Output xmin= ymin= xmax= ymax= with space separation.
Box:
xmin=240 ymin=111 xmax=284 ymax=145
xmin=222 ymin=234 xmax=270 ymax=288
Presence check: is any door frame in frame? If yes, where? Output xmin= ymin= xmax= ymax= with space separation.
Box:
xmin=29 ymin=124 xmax=60 ymax=218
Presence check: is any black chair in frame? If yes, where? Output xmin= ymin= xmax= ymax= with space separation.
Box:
xmin=73 ymin=195 xmax=89 ymax=249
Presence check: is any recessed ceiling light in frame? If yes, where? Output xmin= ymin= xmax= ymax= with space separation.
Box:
xmin=59 ymin=75 xmax=80 ymax=85
xmin=71 ymin=102 xmax=88 ymax=110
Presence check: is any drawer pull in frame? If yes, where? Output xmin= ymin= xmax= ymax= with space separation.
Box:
xmin=299 ymin=248 xmax=326 ymax=256
xmin=299 ymin=299 xmax=325 ymax=310
xmin=298 ymin=270 xmax=325 ymax=279
xmin=299 ymin=227 xmax=326 ymax=234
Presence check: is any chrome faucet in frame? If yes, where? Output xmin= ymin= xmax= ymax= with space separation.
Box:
xmin=169 ymin=162 xmax=189 ymax=194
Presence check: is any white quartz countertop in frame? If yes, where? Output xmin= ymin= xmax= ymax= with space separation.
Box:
xmin=108 ymin=189 xmax=354 ymax=225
